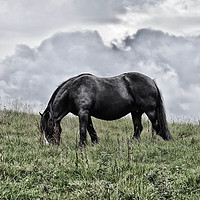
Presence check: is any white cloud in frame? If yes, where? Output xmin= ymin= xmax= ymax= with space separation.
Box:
xmin=0 ymin=29 xmax=200 ymax=117
xmin=117 ymin=0 xmax=200 ymax=38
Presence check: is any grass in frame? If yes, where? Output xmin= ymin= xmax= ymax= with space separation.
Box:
xmin=0 ymin=109 xmax=200 ymax=199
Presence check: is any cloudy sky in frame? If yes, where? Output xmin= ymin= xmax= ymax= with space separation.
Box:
xmin=0 ymin=0 xmax=200 ymax=118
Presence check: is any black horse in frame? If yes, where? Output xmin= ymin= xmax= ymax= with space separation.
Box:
xmin=40 ymin=72 xmax=173 ymax=146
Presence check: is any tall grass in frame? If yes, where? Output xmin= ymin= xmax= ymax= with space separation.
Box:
xmin=0 ymin=110 xmax=200 ymax=199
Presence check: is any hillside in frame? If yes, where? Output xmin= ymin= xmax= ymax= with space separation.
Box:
xmin=0 ymin=110 xmax=200 ymax=199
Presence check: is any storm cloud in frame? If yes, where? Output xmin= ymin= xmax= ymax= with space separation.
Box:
xmin=0 ymin=29 xmax=199 ymax=116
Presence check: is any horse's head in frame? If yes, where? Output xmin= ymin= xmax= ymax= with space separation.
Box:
xmin=40 ymin=111 xmax=61 ymax=145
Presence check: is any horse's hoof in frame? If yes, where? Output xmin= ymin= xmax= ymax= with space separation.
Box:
xmin=79 ymin=140 xmax=88 ymax=148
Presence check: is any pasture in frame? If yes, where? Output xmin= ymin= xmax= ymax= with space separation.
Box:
xmin=0 ymin=110 xmax=200 ymax=199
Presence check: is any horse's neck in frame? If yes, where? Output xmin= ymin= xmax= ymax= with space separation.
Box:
xmin=50 ymin=99 xmax=69 ymax=122
xmin=49 ymin=81 xmax=71 ymax=121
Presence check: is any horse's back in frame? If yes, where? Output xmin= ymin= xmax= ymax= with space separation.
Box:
xmin=68 ymin=72 xmax=158 ymax=119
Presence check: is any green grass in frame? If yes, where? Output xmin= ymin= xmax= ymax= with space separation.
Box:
xmin=0 ymin=110 xmax=200 ymax=199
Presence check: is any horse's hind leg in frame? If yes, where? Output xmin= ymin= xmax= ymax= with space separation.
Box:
xmin=145 ymin=110 xmax=159 ymax=136
xmin=87 ymin=116 xmax=99 ymax=144
xmin=78 ymin=109 xmax=89 ymax=146
xmin=131 ymin=112 xmax=143 ymax=141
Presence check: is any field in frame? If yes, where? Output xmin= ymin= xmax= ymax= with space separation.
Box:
xmin=0 ymin=110 xmax=200 ymax=199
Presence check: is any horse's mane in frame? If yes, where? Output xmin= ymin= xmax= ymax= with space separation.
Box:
xmin=47 ymin=73 xmax=93 ymax=108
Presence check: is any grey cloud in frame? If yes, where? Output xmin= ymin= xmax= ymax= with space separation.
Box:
xmin=0 ymin=0 xmax=160 ymax=33
xmin=73 ymin=0 xmax=160 ymax=23
xmin=0 ymin=29 xmax=200 ymax=117
xmin=123 ymin=29 xmax=200 ymax=87
xmin=2 ymin=0 xmax=199 ymax=59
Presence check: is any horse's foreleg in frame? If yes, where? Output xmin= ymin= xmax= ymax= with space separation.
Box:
xmin=78 ymin=110 xmax=89 ymax=147
xmin=87 ymin=116 xmax=99 ymax=144
xmin=54 ymin=122 xmax=61 ymax=145
xmin=131 ymin=112 xmax=143 ymax=141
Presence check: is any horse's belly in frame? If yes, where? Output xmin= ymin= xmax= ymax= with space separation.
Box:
xmin=91 ymin=99 xmax=132 ymax=120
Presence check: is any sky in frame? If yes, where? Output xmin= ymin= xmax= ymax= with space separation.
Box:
xmin=0 ymin=0 xmax=200 ymax=118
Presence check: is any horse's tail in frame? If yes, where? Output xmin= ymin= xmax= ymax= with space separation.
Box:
xmin=154 ymin=81 xmax=174 ymax=141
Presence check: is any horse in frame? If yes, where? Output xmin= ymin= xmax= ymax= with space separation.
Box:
xmin=40 ymin=72 xmax=174 ymax=146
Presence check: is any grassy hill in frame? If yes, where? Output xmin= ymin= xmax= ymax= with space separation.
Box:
xmin=0 ymin=110 xmax=200 ymax=199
